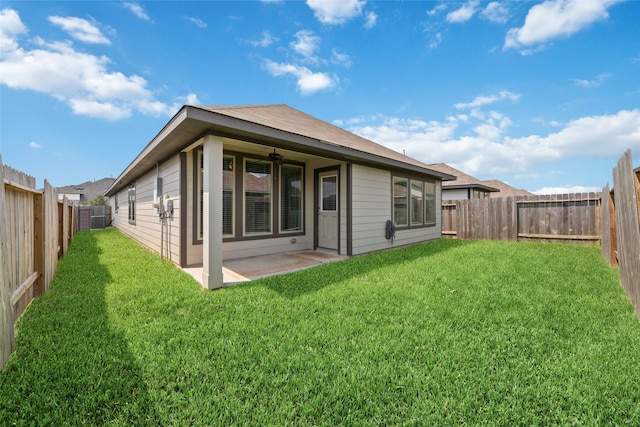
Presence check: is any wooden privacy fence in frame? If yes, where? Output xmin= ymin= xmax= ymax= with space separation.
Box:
xmin=442 ymin=192 xmax=601 ymax=243
xmin=601 ymin=149 xmax=640 ymax=320
xmin=76 ymin=205 xmax=112 ymax=231
xmin=0 ymin=156 xmax=75 ymax=370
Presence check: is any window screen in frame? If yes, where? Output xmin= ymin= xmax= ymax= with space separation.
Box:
xmin=411 ymin=181 xmax=423 ymax=225
xmin=425 ymin=180 xmax=436 ymax=225
xmin=223 ymin=157 xmax=234 ymax=236
xmin=393 ymin=177 xmax=408 ymax=226
xmin=245 ymin=160 xmax=272 ymax=234
xmin=281 ymin=164 xmax=303 ymax=232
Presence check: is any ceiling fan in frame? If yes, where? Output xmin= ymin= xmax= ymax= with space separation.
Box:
xmin=269 ymin=149 xmax=285 ymax=165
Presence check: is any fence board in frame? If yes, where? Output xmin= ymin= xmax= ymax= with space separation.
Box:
xmin=0 ymin=156 xmax=16 ymax=370
xmin=612 ymin=150 xmax=640 ymax=319
xmin=1 ymin=164 xmax=67 ymax=370
xmin=600 ymin=185 xmax=617 ymax=266
xmin=43 ymin=181 xmax=59 ymax=293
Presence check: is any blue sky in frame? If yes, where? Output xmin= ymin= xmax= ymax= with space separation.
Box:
xmin=1 ymin=0 xmax=638 ymax=193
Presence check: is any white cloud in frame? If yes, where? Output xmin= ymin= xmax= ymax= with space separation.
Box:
xmin=343 ymin=104 xmax=640 ymax=179
xmin=0 ymin=9 xmax=190 ymax=121
xmin=185 ymin=16 xmax=207 ymax=28
xmin=533 ymin=185 xmax=600 ymax=195
xmin=481 ymin=2 xmax=510 ymax=24
xmin=306 ymin=0 xmax=365 ymax=25
xmin=504 ymin=0 xmax=623 ymax=52
xmin=250 ymin=30 xmax=277 ymax=47
xmin=454 ymin=90 xmax=520 ymax=109
xmin=29 ymin=141 xmax=41 ymax=149
xmin=364 ymin=11 xmax=377 ymax=28
xmin=291 ymin=30 xmax=321 ymax=63
xmin=331 ymin=49 xmax=352 ymax=67
xmin=427 ymin=4 xmax=447 ymax=17
xmin=69 ymin=98 xmax=131 ymax=121
xmin=123 ymin=2 xmax=150 ymax=21
xmin=172 ymin=92 xmax=200 ymax=108
xmin=262 ymin=59 xmax=336 ymax=95
xmin=446 ymin=1 xmax=480 ymax=24
xmin=0 ymin=8 xmax=28 ymax=52
xmin=429 ymin=32 xmax=442 ymax=49
xmin=48 ymin=16 xmax=110 ymax=44
xmin=572 ymin=72 xmax=611 ymax=87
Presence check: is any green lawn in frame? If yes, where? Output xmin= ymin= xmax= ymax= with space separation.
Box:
xmin=1 ymin=228 xmax=639 ymax=425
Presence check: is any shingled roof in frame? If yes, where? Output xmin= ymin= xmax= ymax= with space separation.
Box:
xmin=195 ymin=105 xmax=452 ymax=176
xmin=481 ymin=179 xmax=533 ymax=197
xmin=427 ymin=163 xmax=499 ymax=193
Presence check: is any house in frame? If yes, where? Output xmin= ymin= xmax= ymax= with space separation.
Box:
xmin=57 ymin=178 xmax=115 ymax=205
xmin=428 ymin=163 xmax=499 ymax=200
xmin=105 ymin=104 xmax=455 ymax=289
xmin=480 ymin=179 xmax=533 ymax=198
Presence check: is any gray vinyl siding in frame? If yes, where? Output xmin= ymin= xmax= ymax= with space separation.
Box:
xmin=351 ymin=165 xmax=392 ymax=255
xmin=350 ymin=164 xmax=442 ymax=255
xmin=442 ymin=188 xmax=468 ymax=200
xmin=110 ymin=154 xmax=182 ymax=264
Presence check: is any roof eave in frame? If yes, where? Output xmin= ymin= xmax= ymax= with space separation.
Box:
xmin=106 ymin=106 xmax=456 ymax=196
xmin=443 ymin=183 xmax=500 ymax=192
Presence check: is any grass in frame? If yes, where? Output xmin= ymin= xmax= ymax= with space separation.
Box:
xmin=1 ymin=228 xmax=639 ymax=425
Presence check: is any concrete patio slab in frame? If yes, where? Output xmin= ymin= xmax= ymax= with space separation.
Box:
xmin=182 ymin=249 xmax=347 ymax=287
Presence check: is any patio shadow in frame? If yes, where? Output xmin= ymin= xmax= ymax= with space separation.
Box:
xmin=0 ymin=231 xmax=157 ymax=425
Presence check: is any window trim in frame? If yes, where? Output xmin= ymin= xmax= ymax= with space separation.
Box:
xmin=193 ymin=147 xmax=306 ymax=243
xmin=243 ymin=158 xmax=273 ymax=237
xmin=279 ymin=163 xmax=304 ymax=234
xmin=410 ymin=180 xmax=424 ymax=226
xmin=391 ymin=174 xmax=437 ymax=229
xmin=424 ymin=180 xmax=436 ymax=226
xmin=127 ymin=184 xmax=136 ymax=224
xmin=194 ymin=149 xmax=236 ymax=245
xmin=393 ymin=177 xmax=409 ymax=227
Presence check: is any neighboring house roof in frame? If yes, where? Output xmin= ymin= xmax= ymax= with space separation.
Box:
xmin=481 ymin=179 xmax=533 ymax=197
xmin=57 ymin=177 xmax=115 ymax=202
xmin=105 ymin=104 xmax=456 ymax=197
xmin=427 ymin=163 xmax=499 ymax=193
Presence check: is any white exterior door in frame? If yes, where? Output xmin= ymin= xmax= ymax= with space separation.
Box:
xmin=318 ymin=172 xmax=338 ymax=250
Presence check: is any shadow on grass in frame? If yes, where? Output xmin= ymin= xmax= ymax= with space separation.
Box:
xmin=0 ymin=231 xmax=157 ymax=425
xmin=257 ymin=237 xmax=475 ymax=299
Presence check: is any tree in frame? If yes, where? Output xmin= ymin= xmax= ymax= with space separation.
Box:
xmin=90 ymin=195 xmax=106 ymax=206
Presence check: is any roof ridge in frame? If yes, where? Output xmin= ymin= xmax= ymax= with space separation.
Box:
xmin=195 ymin=104 xmax=286 ymax=110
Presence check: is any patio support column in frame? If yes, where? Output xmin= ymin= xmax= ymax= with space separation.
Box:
xmin=202 ymin=135 xmax=224 ymax=289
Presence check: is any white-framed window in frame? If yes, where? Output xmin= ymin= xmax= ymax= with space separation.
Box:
xmin=244 ymin=159 xmax=272 ymax=235
xmin=280 ymin=164 xmax=303 ymax=233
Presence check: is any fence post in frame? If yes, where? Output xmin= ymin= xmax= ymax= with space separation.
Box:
xmin=0 ymin=156 xmax=16 ymax=370
xmin=33 ymin=191 xmax=45 ymax=296
xmin=601 ymin=185 xmax=617 ymax=266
